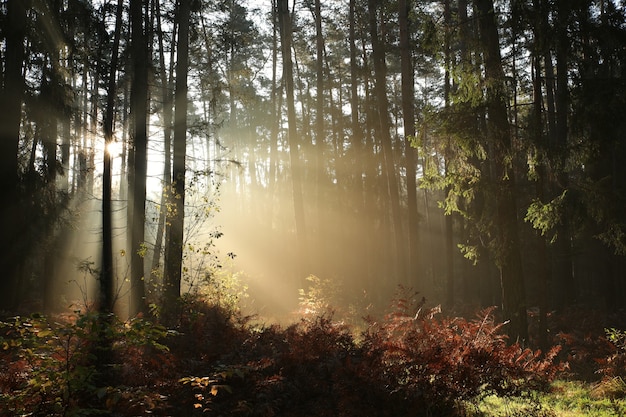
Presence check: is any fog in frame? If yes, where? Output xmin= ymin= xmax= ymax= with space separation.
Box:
xmin=211 ymin=153 xmax=452 ymax=323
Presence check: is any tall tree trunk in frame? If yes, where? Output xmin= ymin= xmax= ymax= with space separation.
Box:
xmin=368 ymin=0 xmax=407 ymax=284
xmin=348 ymin=0 xmax=367 ymax=284
xmin=41 ymin=60 xmax=59 ymax=313
xmin=268 ymin=0 xmax=280 ymax=212
xmin=269 ymin=0 xmax=279 ymax=200
xmin=532 ymin=0 xmax=550 ymax=350
xmin=475 ymin=0 xmax=528 ymax=341
xmin=399 ymin=0 xmax=419 ymax=287
xmin=552 ymin=0 xmax=575 ymax=310
xmin=164 ymin=0 xmax=191 ymax=318
xmin=101 ymin=0 xmax=124 ymax=313
xmin=0 ymin=0 xmax=27 ymax=310
xmin=444 ymin=0 xmax=455 ymax=307
xmin=129 ymin=0 xmax=148 ymax=317
xmin=313 ymin=0 xmax=325 ymax=271
xmin=150 ymin=0 xmax=176 ymax=288
xmin=278 ymin=0 xmax=309 ymax=282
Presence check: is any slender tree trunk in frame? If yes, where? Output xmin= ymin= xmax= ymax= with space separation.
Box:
xmin=129 ymin=0 xmax=148 ymax=317
xmin=151 ymin=0 xmax=176 ymax=287
xmin=531 ymin=0 xmax=550 ymax=350
xmin=313 ymin=0 xmax=325 ymax=270
xmin=348 ymin=0 xmax=367 ymax=284
xmin=399 ymin=0 xmax=419 ymax=286
xmin=368 ymin=0 xmax=407 ymax=284
xmin=41 ymin=58 xmax=60 ymax=313
xmin=269 ymin=0 xmax=280 ymax=211
xmin=0 ymin=0 xmax=27 ymax=310
xmin=60 ymin=119 xmax=71 ymax=194
xmin=475 ymin=0 xmax=528 ymax=341
xmin=267 ymin=0 xmax=282 ymax=202
xmin=278 ymin=0 xmax=309 ymax=282
xmin=552 ymin=0 xmax=575 ymax=310
xmin=443 ymin=0 xmax=456 ymax=307
xmin=101 ymin=0 xmax=124 ymax=313
xmin=164 ymin=0 xmax=191 ymax=317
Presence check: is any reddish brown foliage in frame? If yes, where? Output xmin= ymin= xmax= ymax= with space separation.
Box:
xmin=0 ymin=294 xmax=571 ymax=417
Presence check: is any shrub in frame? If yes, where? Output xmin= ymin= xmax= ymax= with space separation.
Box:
xmin=359 ymin=290 xmax=565 ymax=416
xmin=553 ymin=308 xmax=619 ymax=381
xmin=0 ymin=311 xmax=174 ymax=416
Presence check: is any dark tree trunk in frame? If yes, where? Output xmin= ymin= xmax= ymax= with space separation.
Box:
xmin=278 ymin=0 xmax=309 ymax=283
xmin=164 ymin=0 xmax=191 ymax=317
xmin=443 ymin=0 xmax=455 ymax=307
xmin=313 ymin=0 xmax=325 ymax=272
xmin=0 ymin=0 xmax=27 ymax=310
xmin=475 ymin=0 xmax=528 ymax=342
xmin=552 ymin=0 xmax=575 ymax=310
xmin=368 ymin=0 xmax=407 ymax=284
xmin=268 ymin=0 xmax=280 ymax=204
xmin=531 ymin=0 xmax=550 ymax=350
xmin=150 ymin=0 xmax=175 ymax=288
xmin=101 ymin=0 xmax=124 ymax=313
xmin=399 ymin=0 xmax=420 ymax=287
xmin=129 ymin=0 xmax=148 ymax=317
xmin=348 ymin=0 xmax=367 ymax=284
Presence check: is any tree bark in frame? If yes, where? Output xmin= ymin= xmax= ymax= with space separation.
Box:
xmin=101 ymin=0 xmax=124 ymax=313
xmin=150 ymin=0 xmax=176 ymax=288
xmin=399 ymin=0 xmax=419 ymax=287
xmin=368 ymin=0 xmax=407 ymax=284
xmin=531 ymin=0 xmax=550 ymax=351
xmin=552 ymin=0 xmax=575 ymax=309
xmin=278 ymin=0 xmax=309 ymax=282
xmin=443 ymin=0 xmax=455 ymax=307
xmin=475 ymin=0 xmax=528 ymax=341
xmin=129 ymin=0 xmax=149 ymax=317
xmin=0 ymin=0 xmax=27 ymax=310
xmin=164 ymin=0 xmax=191 ymax=316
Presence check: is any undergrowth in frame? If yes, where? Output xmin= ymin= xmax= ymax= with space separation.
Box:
xmin=3 ymin=288 xmax=624 ymax=416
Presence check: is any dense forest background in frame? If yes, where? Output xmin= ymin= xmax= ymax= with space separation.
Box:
xmin=1 ymin=0 xmax=626 ymax=345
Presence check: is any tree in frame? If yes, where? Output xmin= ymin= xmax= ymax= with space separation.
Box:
xmin=368 ymin=0 xmax=407 ymax=284
xmin=129 ymin=0 xmax=149 ymax=317
xmin=101 ymin=0 xmax=124 ymax=313
xmin=0 ymin=0 xmax=28 ymax=310
xmin=399 ymin=0 xmax=419 ymax=285
xmin=278 ymin=0 xmax=309 ymax=282
xmin=163 ymin=0 xmax=192 ymax=316
xmin=149 ymin=0 xmax=175 ymax=291
xmin=475 ymin=0 xmax=528 ymax=341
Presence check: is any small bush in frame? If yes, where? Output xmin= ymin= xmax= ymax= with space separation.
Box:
xmin=0 ymin=311 xmax=174 ymax=416
xmin=358 ymin=290 xmax=565 ymax=415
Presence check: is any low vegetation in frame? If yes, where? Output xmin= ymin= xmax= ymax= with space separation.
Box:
xmin=1 ymin=286 xmax=625 ymax=416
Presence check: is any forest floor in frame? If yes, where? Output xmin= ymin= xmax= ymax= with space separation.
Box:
xmin=2 ymin=291 xmax=626 ymax=416
xmin=471 ymin=379 xmax=626 ymax=416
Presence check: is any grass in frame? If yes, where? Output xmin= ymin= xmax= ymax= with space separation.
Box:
xmin=466 ymin=380 xmax=626 ymax=417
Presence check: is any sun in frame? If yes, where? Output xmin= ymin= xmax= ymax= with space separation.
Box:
xmin=105 ymin=139 xmax=122 ymax=157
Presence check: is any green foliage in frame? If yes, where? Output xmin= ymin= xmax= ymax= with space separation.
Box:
xmin=0 ymin=313 xmax=100 ymax=416
xmin=525 ymin=191 xmax=568 ymax=243
xmin=471 ymin=380 xmax=626 ymax=417
xmin=298 ymin=274 xmax=339 ymax=317
xmin=198 ymin=265 xmax=249 ymax=314
xmin=597 ymin=328 xmax=626 ymax=382
xmin=596 ymin=224 xmax=626 ymax=256
xmin=0 ymin=311 xmax=174 ymax=416
xmin=297 ymin=274 xmax=372 ymax=332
